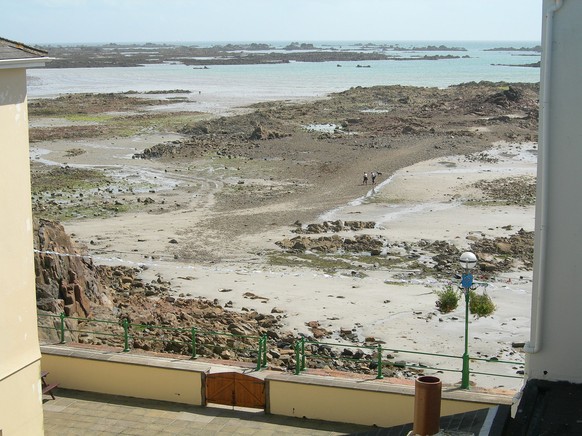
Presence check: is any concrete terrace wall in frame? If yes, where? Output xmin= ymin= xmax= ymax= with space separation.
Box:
xmin=41 ymin=347 xmax=205 ymax=405
xmin=41 ymin=345 xmax=511 ymax=428
xmin=267 ymin=374 xmax=506 ymax=427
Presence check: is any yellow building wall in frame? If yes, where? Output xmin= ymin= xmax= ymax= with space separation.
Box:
xmin=0 ymin=361 xmax=44 ymax=435
xmin=42 ymin=354 xmax=204 ymax=405
xmin=268 ymin=380 xmax=495 ymax=428
xmin=0 ymin=67 xmax=44 ymax=434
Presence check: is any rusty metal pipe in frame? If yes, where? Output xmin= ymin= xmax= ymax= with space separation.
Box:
xmin=412 ymin=376 xmax=442 ymax=436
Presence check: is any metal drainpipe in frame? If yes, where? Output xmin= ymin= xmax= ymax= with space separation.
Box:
xmin=525 ymin=0 xmax=564 ymax=355
xmin=411 ymin=376 xmax=442 ymax=436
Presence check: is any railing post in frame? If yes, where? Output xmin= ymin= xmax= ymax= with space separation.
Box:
xmin=59 ymin=313 xmax=66 ymax=344
xmin=256 ymin=337 xmax=262 ymax=370
xmin=122 ymin=318 xmax=130 ymax=352
xmin=376 ymin=344 xmax=384 ymax=379
xmin=191 ymin=327 xmax=197 ymax=359
xmin=261 ymin=335 xmax=267 ymax=368
xmin=294 ymin=341 xmax=301 ymax=375
xmin=301 ymin=337 xmax=306 ymax=371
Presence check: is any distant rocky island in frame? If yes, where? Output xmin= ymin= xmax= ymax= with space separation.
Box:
xmin=492 ymin=61 xmax=541 ymax=68
xmin=39 ymin=42 xmax=470 ymax=68
xmin=398 ymin=44 xmax=467 ymax=51
xmin=485 ymin=46 xmax=542 ymax=52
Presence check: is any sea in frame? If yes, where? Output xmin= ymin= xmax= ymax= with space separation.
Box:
xmin=27 ymin=40 xmax=541 ymax=113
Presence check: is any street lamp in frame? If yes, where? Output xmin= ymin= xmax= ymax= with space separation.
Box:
xmin=459 ymin=251 xmax=477 ymax=389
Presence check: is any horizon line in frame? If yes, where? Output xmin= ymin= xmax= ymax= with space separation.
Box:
xmin=32 ymin=38 xmax=542 ymax=46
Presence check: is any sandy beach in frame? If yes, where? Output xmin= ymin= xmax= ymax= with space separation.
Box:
xmin=32 ymin=139 xmax=535 ymax=389
xmin=30 ymin=83 xmax=538 ymax=391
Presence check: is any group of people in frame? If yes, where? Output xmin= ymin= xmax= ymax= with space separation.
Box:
xmin=362 ymin=171 xmax=379 ymax=185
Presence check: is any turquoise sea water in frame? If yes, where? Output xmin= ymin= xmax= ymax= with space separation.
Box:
xmin=27 ymin=40 xmax=540 ymax=109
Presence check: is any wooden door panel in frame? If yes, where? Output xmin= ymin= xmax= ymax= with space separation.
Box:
xmin=206 ymin=373 xmax=235 ymax=406
xmin=234 ymin=373 xmax=265 ymax=409
xmin=206 ymin=372 xmax=265 ymax=409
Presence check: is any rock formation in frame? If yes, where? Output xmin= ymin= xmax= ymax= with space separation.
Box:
xmin=34 ymin=219 xmax=103 ymax=317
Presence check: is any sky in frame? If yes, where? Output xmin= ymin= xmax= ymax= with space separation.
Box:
xmin=1 ymin=0 xmax=542 ymax=45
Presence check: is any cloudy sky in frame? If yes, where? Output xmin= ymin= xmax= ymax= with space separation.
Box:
xmin=2 ymin=0 xmax=542 ymax=44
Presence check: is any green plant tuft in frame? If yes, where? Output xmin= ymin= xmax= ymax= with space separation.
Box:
xmin=469 ymin=290 xmax=496 ymax=317
xmin=435 ymin=284 xmax=461 ymax=313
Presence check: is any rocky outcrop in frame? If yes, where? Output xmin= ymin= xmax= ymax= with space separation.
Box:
xmin=34 ymin=219 xmax=102 ymax=317
xmin=276 ymin=234 xmax=385 ymax=255
xmin=486 ymin=86 xmax=522 ymax=107
xmin=429 ymin=229 xmax=534 ymax=277
xmin=472 ymin=228 xmax=534 ymax=271
xmin=249 ymin=125 xmax=289 ymax=140
xmin=293 ymin=220 xmax=376 ymax=234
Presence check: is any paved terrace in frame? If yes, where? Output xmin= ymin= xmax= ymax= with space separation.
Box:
xmin=43 ymin=388 xmax=508 ymax=435
xmin=43 ymin=388 xmax=374 ymax=435
xmin=40 ymin=345 xmax=514 ymax=434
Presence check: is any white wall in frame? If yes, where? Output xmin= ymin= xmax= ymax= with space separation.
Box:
xmin=527 ymin=0 xmax=582 ymax=382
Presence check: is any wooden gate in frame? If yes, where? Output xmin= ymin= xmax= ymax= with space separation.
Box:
xmin=206 ymin=372 xmax=265 ymax=409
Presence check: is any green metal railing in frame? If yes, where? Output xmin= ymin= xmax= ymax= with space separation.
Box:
xmin=293 ymin=337 xmax=525 ymax=386
xmin=38 ymin=312 xmax=523 ymax=383
xmin=38 ymin=312 xmax=268 ymax=370
xmin=294 ymin=338 xmax=385 ymax=379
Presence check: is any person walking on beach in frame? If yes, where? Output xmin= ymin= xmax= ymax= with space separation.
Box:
xmin=363 ymin=172 xmax=368 ymax=185
xmin=371 ymin=171 xmax=377 ymax=184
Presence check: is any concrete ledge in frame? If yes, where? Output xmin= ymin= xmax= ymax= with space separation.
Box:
xmin=41 ymin=344 xmax=212 ymax=373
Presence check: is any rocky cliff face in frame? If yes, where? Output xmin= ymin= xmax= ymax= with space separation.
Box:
xmin=34 ymin=219 xmax=107 ymax=317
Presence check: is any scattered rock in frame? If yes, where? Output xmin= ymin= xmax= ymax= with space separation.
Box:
xmin=243 ymin=292 xmax=269 ymax=301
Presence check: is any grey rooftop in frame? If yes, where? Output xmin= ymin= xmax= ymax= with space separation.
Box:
xmin=0 ymin=37 xmax=47 ymax=61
